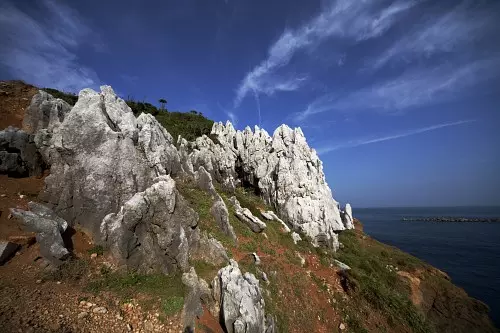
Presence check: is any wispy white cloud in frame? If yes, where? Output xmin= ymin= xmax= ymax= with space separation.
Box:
xmin=226 ymin=111 xmax=238 ymax=126
xmin=234 ymin=0 xmax=417 ymax=108
xmin=296 ymin=57 xmax=500 ymax=121
xmin=0 ymin=0 xmax=101 ymax=91
xmin=316 ymin=119 xmax=476 ymax=154
xmin=371 ymin=2 xmax=498 ymax=70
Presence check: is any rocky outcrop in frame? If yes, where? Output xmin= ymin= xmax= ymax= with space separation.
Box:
xmin=182 ymin=121 xmax=351 ymax=249
xmin=22 ymin=90 xmax=71 ymax=134
xmin=341 ymin=203 xmax=354 ymax=230
xmin=10 ymin=202 xmax=69 ymax=265
xmin=213 ymin=260 xmax=269 ymax=333
xmin=189 ymin=232 xmax=229 ymax=267
xmin=0 ymin=126 xmax=45 ymax=176
xmin=35 ymin=86 xmax=183 ymax=237
xmin=260 ymin=210 xmax=291 ymax=232
xmin=195 ymin=166 xmax=237 ymax=241
xmin=229 ymin=197 xmax=266 ymax=233
xmin=100 ymin=175 xmax=198 ymax=274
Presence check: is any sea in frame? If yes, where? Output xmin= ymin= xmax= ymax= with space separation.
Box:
xmin=355 ymin=207 xmax=500 ymax=328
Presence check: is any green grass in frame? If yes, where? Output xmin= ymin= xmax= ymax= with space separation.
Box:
xmin=87 ymin=270 xmax=185 ymax=316
xmin=87 ymin=245 xmax=104 ymax=256
xmin=335 ymin=230 xmax=433 ymax=333
xmin=176 ymin=176 xmax=234 ymax=247
xmin=161 ymin=296 xmax=185 ymax=315
xmin=42 ymin=88 xmax=78 ymax=105
xmin=191 ymin=260 xmax=221 ymax=282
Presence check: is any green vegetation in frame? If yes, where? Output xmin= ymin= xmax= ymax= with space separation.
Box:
xmin=88 ymin=245 xmax=104 ymax=256
xmin=176 ymin=176 xmax=234 ymax=247
xmin=125 ymin=98 xmax=213 ymax=141
xmin=87 ymin=268 xmax=185 ymax=316
xmin=335 ymin=230 xmax=432 ymax=333
xmin=42 ymin=88 xmax=78 ymax=105
xmin=154 ymin=111 xmax=213 ymax=142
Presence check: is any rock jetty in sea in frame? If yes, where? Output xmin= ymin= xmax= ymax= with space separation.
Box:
xmin=402 ymin=216 xmax=500 ymax=222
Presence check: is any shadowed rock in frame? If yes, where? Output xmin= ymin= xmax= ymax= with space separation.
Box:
xmin=0 ymin=126 xmax=44 ymax=177
xmin=23 ymin=90 xmax=71 ymax=134
xmin=10 ymin=202 xmax=69 ymax=265
xmin=0 ymin=241 xmax=19 ymax=265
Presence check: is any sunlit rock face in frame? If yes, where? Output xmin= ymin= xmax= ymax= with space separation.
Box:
xmin=35 ymin=86 xmax=183 ymax=236
xmin=183 ymin=121 xmax=349 ymax=249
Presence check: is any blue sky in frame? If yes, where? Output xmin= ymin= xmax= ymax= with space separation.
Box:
xmin=1 ymin=0 xmax=499 ymax=207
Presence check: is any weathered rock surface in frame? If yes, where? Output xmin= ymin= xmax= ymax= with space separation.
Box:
xmin=10 ymin=202 xmax=69 ymax=265
xmin=0 ymin=126 xmax=44 ymax=176
xmin=22 ymin=90 xmax=71 ymax=134
xmin=261 ymin=210 xmax=291 ymax=233
xmin=195 ymin=166 xmax=237 ymax=241
xmin=182 ymin=121 xmax=351 ymax=249
xmin=100 ymin=175 xmax=197 ymax=274
xmin=35 ymin=86 xmax=183 ymax=237
xmin=0 ymin=241 xmax=19 ymax=265
xmin=189 ymin=231 xmax=229 ymax=267
xmin=291 ymin=232 xmax=302 ymax=244
xmin=341 ymin=203 xmax=354 ymax=230
xmin=182 ymin=267 xmax=213 ymax=331
xmin=213 ymin=260 xmax=268 ymax=333
xmin=229 ymin=197 xmax=266 ymax=233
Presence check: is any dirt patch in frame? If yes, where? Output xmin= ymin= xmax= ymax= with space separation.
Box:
xmin=0 ymin=80 xmax=38 ymax=129
xmin=398 ymin=271 xmax=424 ymax=306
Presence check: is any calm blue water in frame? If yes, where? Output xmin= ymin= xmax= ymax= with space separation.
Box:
xmin=355 ymin=207 xmax=500 ymax=328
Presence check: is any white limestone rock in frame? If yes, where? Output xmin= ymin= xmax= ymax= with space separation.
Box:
xmin=213 ymin=260 xmax=267 ymax=333
xmin=10 ymin=202 xmax=69 ymax=265
xmin=23 ymin=90 xmax=72 ymax=134
xmin=199 ymin=122 xmax=345 ymax=249
xmin=100 ymin=175 xmax=198 ymax=274
xmin=229 ymin=197 xmax=266 ymax=233
xmin=262 ymin=210 xmax=291 ymax=233
xmin=35 ymin=86 xmax=183 ymax=238
xmin=341 ymin=203 xmax=354 ymax=230
xmin=291 ymin=232 xmax=302 ymax=245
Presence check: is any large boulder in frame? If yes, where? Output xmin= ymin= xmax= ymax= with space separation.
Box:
xmin=22 ymin=90 xmax=71 ymax=134
xmin=35 ymin=86 xmax=183 ymax=237
xmin=213 ymin=260 xmax=268 ymax=333
xmin=10 ymin=202 xmax=69 ymax=265
xmin=185 ymin=122 xmax=346 ymax=248
xmin=0 ymin=126 xmax=44 ymax=176
xmin=100 ymin=175 xmax=198 ymax=274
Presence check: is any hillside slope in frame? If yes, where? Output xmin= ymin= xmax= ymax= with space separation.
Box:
xmin=0 ymin=81 xmax=496 ymax=333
